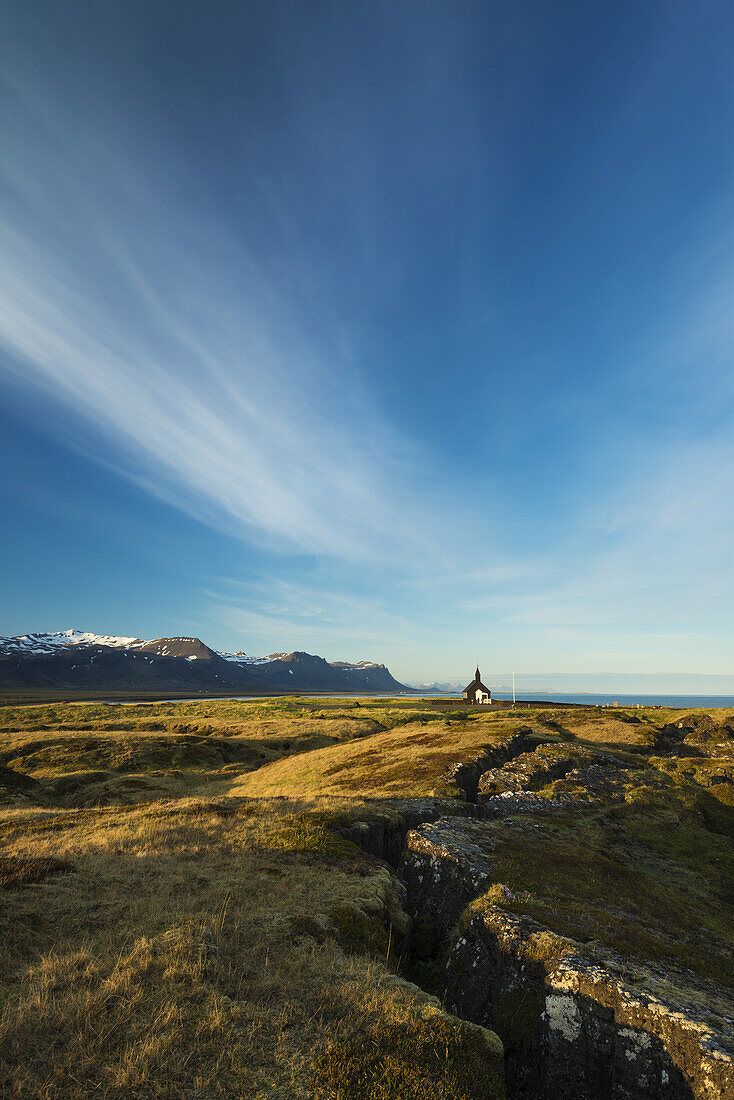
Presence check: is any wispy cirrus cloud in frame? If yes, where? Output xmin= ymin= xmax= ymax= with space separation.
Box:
xmin=0 ymin=66 xmax=453 ymax=568
xmin=4 ymin=3 xmax=734 ymax=681
xmin=203 ymin=577 xmax=440 ymax=659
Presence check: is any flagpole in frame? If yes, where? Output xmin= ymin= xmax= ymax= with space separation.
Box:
xmin=512 ymin=671 xmax=515 ymax=706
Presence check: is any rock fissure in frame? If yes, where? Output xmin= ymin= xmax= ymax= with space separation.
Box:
xmin=446 ymin=728 xmax=535 ymax=802
xmin=340 ymin=732 xmax=734 ymax=1100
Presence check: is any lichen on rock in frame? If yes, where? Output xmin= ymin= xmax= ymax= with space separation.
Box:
xmin=444 ymin=906 xmax=734 ymax=1099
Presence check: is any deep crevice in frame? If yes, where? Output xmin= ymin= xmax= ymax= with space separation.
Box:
xmin=339 ymin=732 xmax=734 ymax=1100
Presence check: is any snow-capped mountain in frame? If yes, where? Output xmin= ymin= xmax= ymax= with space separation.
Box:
xmin=218 ymin=650 xmax=276 ymax=666
xmin=0 ymin=630 xmax=411 ymax=694
xmin=410 ymin=680 xmax=465 ymax=693
xmin=3 ymin=629 xmax=145 ymax=654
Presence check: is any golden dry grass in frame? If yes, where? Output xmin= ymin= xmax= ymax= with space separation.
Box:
xmin=233 ymin=715 xmax=527 ymax=800
xmin=0 ymin=791 xmax=478 ymax=1097
xmin=0 ymin=698 xmax=506 ymax=1098
xmin=2 ymin=696 xmax=733 ymax=1097
xmin=0 ymin=699 xmax=428 ymax=810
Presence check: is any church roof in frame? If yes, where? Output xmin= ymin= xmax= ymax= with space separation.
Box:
xmin=463 ymin=667 xmax=490 ymax=694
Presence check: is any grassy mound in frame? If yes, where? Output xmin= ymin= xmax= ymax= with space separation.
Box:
xmin=234 ymin=715 xmax=526 ymax=800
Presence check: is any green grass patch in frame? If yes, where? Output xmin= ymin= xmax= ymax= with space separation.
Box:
xmin=310 ymin=1011 xmax=504 ymax=1099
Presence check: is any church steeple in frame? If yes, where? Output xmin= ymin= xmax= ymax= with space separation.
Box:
xmin=463 ymin=666 xmax=491 ymax=705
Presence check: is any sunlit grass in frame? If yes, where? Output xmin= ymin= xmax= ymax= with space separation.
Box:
xmin=1 ymin=696 xmax=732 ymax=1096
xmin=0 ymin=698 xmax=507 ymax=1098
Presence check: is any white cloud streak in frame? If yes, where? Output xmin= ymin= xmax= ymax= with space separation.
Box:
xmin=0 ymin=67 xmax=449 ymax=567
xmin=3 ymin=16 xmax=734 ymax=679
xmin=204 ymin=576 xmax=442 ymax=661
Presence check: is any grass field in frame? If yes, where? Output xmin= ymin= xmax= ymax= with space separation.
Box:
xmin=1 ymin=696 xmax=732 ymax=1097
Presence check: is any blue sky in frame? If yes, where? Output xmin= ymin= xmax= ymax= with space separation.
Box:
xmin=2 ymin=1 xmax=734 ymax=683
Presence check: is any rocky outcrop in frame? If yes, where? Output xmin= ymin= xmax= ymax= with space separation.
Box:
xmin=478 ymin=756 xmax=638 ymax=818
xmin=336 ymin=734 xmax=734 ymax=1099
xmin=399 ymin=819 xmax=496 ymax=958
xmin=480 ymin=789 xmax=582 ymax=818
xmin=476 ymin=744 xmax=583 ymax=798
xmin=654 ymin=714 xmax=734 ymax=752
xmin=337 ymin=799 xmax=470 ymax=863
xmin=446 ymin=730 xmax=534 ymax=801
xmin=445 ymin=907 xmax=734 ymax=1100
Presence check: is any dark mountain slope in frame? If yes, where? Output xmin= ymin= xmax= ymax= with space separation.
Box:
xmin=0 ymin=631 xmax=411 ymax=694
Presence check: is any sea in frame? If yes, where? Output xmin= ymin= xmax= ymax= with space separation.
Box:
xmin=488 ymin=692 xmax=734 ymax=708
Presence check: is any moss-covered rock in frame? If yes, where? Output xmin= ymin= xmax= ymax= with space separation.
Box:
xmin=445 ymin=907 xmax=734 ymax=1099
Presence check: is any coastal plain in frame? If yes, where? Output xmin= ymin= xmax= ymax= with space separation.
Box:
xmin=0 ymin=697 xmax=732 ymax=1098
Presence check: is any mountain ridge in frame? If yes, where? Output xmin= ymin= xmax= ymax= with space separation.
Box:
xmin=0 ymin=630 xmax=411 ymax=694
